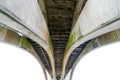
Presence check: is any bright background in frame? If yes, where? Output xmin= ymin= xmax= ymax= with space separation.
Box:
xmin=72 ymin=42 xmax=120 ymax=80
xmin=0 ymin=41 xmax=120 ymax=80
xmin=0 ymin=42 xmax=45 ymax=80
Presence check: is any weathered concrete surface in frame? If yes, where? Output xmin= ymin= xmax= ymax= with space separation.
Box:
xmin=0 ymin=27 xmax=48 ymax=80
xmin=1 ymin=0 xmax=120 ymax=80
xmin=62 ymin=0 xmax=120 ymax=79
xmin=44 ymin=0 xmax=78 ymax=79
xmin=79 ymin=0 xmax=120 ymax=35
xmin=0 ymin=0 xmax=55 ymax=79
xmin=72 ymin=0 xmax=87 ymax=27
xmin=38 ymin=0 xmax=48 ymax=22
xmin=0 ymin=0 xmax=48 ymax=41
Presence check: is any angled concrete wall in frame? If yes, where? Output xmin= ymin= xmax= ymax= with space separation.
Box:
xmin=0 ymin=0 xmax=55 ymax=79
xmin=62 ymin=0 xmax=120 ymax=79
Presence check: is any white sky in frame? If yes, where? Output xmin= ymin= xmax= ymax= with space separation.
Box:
xmin=0 ymin=42 xmax=45 ymax=80
xmin=1 ymin=41 xmax=120 ymax=80
xmin=72 ymin=42 xmax=120 ymax=80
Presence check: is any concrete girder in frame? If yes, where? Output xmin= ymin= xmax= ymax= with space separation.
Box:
xmin=62 ymin=0 xmax=120 ymax=79
xmin=72 ymin=0 xmax=86 ymax=28
xmin=0 ymin=0 xmax=55 ymax=79
xmin=0 ymin=27 xmax=48 ymax=80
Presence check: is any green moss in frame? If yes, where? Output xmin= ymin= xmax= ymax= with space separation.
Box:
xmin=48 ymin=35 xmax=53 ymax=49
xmin=19 ymin=37 xmax=31 ymax=49
xmin=64 ymin=29 xmax=82 ymax=55
xmin=65 ymin=33 xmax=76 ymax=55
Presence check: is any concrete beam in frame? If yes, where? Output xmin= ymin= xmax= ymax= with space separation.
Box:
xmin=0 ymin=0 xmax=55 ymax=79
xmin=38 ymin=0 xmax=48 ymax=23
xmin=0 ymin=27 xmax=47 ymax=78
xmin=72 ymin=0 xmax=86 ymax=28
xmin=62 ymin=0 xmax=120 ymax=79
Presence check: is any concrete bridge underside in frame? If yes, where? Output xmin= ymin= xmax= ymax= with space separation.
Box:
xmin=0 ymin=0 xmax=120 ymax=80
